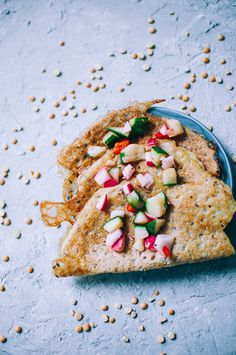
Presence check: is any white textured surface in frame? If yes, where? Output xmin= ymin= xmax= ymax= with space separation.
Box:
xmin=0 ymin=1 xmax=236 ymax=354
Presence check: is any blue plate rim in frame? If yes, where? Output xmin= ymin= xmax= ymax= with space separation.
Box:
xmin=148 ymin=105 xmax=233 ymax=190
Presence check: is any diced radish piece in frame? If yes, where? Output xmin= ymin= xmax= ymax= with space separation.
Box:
xmin=123 ymin=121 xmax=132 ymax=134
xmin=159 ymin=125 xmax=169 ymax=136
xmin=111 ymin=233 xmax=126 ymax=252
xmin=145 ymin=152 xmax=155 ymax=167
xmin=161 ymin=156 xmax=175 ymax=170
xmin=109 ymin=167 xmax=120 ymax=182
xmin=166 ymin=119 xmax=184 ymax=137
xmin=104 ymin=178 xmax=118 ymax=188
xmin=110 ymin=209 xmax=125 ymax=218
xmin=96 ymin=194 xmax=108 ymax=211
xmin=143 ymin=173 xmax=154 ymax=188
xmin=144 ymin=235 xmax=157 ymax=251
xmin=147 ymin=137 xmax=156 ymax=147
xmin=136 ymin=173 xmax=146 ymax=187
xmin=136 ymin=173 xmax=154 ymax=189
xmin=122 ymin=164 xmax=135 ymax=180
xmin=106 ymin=229 xmax=123 ymax=247
xmin=123 ymin=183 xmax=133 ymax=195
xmin=154 ymin=234 xmax=175 ymax=257
xmin=145 ymin=212 xmax=156 ymax=220
xmin=94 ymin=168 xmax=111 ymax=186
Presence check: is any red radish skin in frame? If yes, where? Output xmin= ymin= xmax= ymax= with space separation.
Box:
xmin=146 ymin=161 xmax=156 ymax=167
xmin=145 ymin=212 xmax=156 ymax=220
xmin=104 ymin=178 xmax=118 ymax=188
xmin=155 ymin=132 xmax=169 ymax=139
xmin=123 ymin=183 xmax=133 ymax=195
xmin=147 ymin=138 xmax=156 ymax=146
xmin=96 ymin=194 xmax=108 ymax=211
xmin=94 ymin=167 xmax=112 ymax=186
xmin=144 ymin=235 xmax=157 ymax=252
xmin=162 ymin=245 xmax=170 ymax=257
xmin=112 ymin=234 xmax=126 ymax=252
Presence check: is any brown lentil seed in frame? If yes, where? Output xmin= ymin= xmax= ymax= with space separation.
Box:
xmin=140 ymin=303 xmax=148 ymax=310
xmin=25 ymin=217 xmax=32 ymax=225
xmin=4 ymin=218 xmax=11 ymax=226
xmin=168 ymin=309 xmax=175 ymax=315
xmin=27 ymin=265 xmax=34 ymax=273
xmin=131 ymin=53 xmax=138 ymax=59
xmin=182 ymin=95 xmax=189 ymax=102
xmin=50 ymin=139 xmax=57 ymax=146
xmin=74 ymin=312 xmax=83 ymax=321
xmin=202 ymin=57 xmax=209 ymax=63
xmin=138 ymin=325 xmax=145 ymax=332
xmin=83 ymin=323 xmax=91 ymax=332
xmin=85 ymin=82 xmax=92 ymax=88
xmin=147 ymin=17 xmax=155 ymax=24
xmin=209 ymin=75 xmax=216 ymax=82
xmin=0 ymin=284 xmax=6 ymax=292
xmin=0 ymin=178 xmax=5 ymax=185
xmin=11 ymin=138 xmax=17 ymax=144
xmin=100 ymin=304 xmax=108 ymax=311
xmin=0 ymin=335 xmax=7 ymax=343
xmin=131 ymin=296 xmax=139 ymax=304
xmin=149 ymin=27 xmax=156 ymax=34
xmin=15 ymin=326 xmax=22 ymax=334
xmin=75 ymin=325 xmax=83 ymax=333
xmin=217 ymin=33 xmax=225 ymax=41
xmin=201 ymin=72 xmax=208 ymax=79
xmin=28 ymin=95 xmax=36 ymax=102
xmin=158 ymin=299 xmax=165 ymax=306
xmin=203 ymin=47 xmax=210 ymax=53
xmin=109 ymin=316 xmax=116 ymax=323
xmin=122 ymin=336 xmax=130 ymax=343
xmin=220 ymin=58 xmax=226 ymax=64
xmin=2 ymin=255 xmax=9 ymax=262
xmin=189 ymin=105 xmax=197 ymax=112
xmin=154 ymin=289 xmax=160 ymax=296
xmin=224 ymin=105 xmax=231 ymax=112
xmin=183 ymin=82 xmax=191 ymax=89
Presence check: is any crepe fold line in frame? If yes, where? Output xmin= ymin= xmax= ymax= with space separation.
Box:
xmin=52 ymin=146 xmax=235 ymax=277
xmin=40 ymin=99 xmax=220 ymax=227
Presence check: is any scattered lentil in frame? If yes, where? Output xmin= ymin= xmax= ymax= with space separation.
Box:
xmin=15 ymin=326 xmax=22 ymax=334
xmin=157 ymin=335 xmax=165 ymax=344
xmin=53 ymin=69 xmax=62 ymax=77
xmin=4 ymin=218 xmax=11 ymax=226
xmin=50 ymin=139 xmax=57 ymax=146
xmin=138 ymin=325 xmax=145 ymax=332
xmin=100 ymin=304 xmax=108 ymax=311
xmin=146 ymin=48 xmax=154 ymax=56
xmin=140 ymin=303 xmax=148 ymax=310
xmin=147 ymin=17 xmax=155 ymax=24
xmin=0 ymin=284 xmax=6 ymax=292
xmin=216 ymin=76 xmax=223 ymax=84
xmin=32 ymin=200 xmax=39 ymax=206
xmin=74 ymin=312 xmax=83 ymax=321
xmin=119 ymin=87 xmax=125 ymax=92
xmin=154 ymin=289 xmax=160 ymax=296
xmin=52 ymin=101 xmax=60 ymax=108
xmin=209 ymin=75 xmax=216 ymax=82
xmin=28 ymin=95 xmax=36 ymax=102
xmin=201 ymin=72 xmax=208 ymax=79
xmin=149 ymin=27 xmax=156 ymax=34
xmin=183 ymin=82 xmax=191 ymax=89
xmin=32 ymin=171 xmax=41 ymax=179
xmin=217 ymin=33 xmax=225 ymax=41
xmin=83 ymin=323 xmax=91 ymax=332
xmin=168 ymin=308 xmax=175 ymax=315
xmin=101 ymin=314 xmax=109 ymax=322
xmin=85 ymin=82 xmax=91 ymax=88
xmin=60 ymin=95 xmax=67 ymax=101
xmin=95 ymin=64 xmax=103 ymax=71
xmin=93 ymin=85 xmax=99 ymax=92
xmin=27 ymin=265 xmax=34 ymax=273
xmin=0 ymin=178 xmax=5 ymax=185
xmin=25 ymin=217 xmax=33 ymax=225
xmin=131 ymin=296 xmax=139 ymax=304
xmin=0 ymin=336 xmax=7 ymax=343
xmin=158 ymin=299 xmax=165 ymax=306
xmin=168 ymin=331 xmax=176 ymax=340
xmin=13 ymin=230 xmax=21 ymax=239
xmin=11 ymin=138 xmax=17 ymax=144
xmin=131 ymin=53 xmax=138 ymax=59
xmin=182 ymin=95 xmax=189 ymax=102
xmin=29 ymin=144 xmax=35 ymax=152
xmin=224 ymin=105 xmax=231 ymax=112
xmin=189 ymin=105 xmax=197 ymax=112
xmin=131 ymin=311 xmax=137 ymax=318
xmin=226 ymin=84 xmax=233 ymax=91
xmin=62 ymin=111 xmax=68 ymax=117
xmin=220 ymin=58 xmax=226 ymax=64
xmin=114 ymin=303 xmax=122 ymax=309
xmin=202 ymin=57 xmax=209 ymax=63
xmin=2 ymin=255 xmax=9 ymax=262
xmin=109 ymin=316 xmax=116 ymax=323
xmin=75 ymin=325 xmax=83 ymax=333
xmin=124 ymin=307 xmax=132 ymax=314
xmin=160 ymin=317 xmax=168 ymax=324
xmin=120 ymin=48 xmax=127 ymax=54
xmin=142 ymin=64 xmax=151 ymax=71
xmin=122 ymin=336 xmax=130 ymax=343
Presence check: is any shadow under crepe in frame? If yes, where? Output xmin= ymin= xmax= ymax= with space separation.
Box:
xmin=72 ymin=109 xmax=236 ymax=289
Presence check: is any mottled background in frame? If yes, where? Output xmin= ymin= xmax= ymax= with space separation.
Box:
xmin=0 ymin=0 xmax=236 ymax=354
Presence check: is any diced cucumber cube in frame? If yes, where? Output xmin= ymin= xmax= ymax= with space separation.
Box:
xmin=103 ymin=217 xmax=123 ymax=232
xmin=134 ymin=225 xmax=149 ymax=239
xmin=127 ymin=190 xmax=144 ymax=210
xmin=134 ymin=211 xmax=149 ymax=225
xmin=163 ymin=168 xmax=177 ymax=186
xmin=146 ymin=219 xmax=165 ymax=235
xmin=107 ymin=127 xmax=130 ymax=138
xmin=145 ymin=192 xmax=167 ymax=218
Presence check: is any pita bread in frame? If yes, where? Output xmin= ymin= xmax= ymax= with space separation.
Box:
xmin=40 ymin=100 xmax=235 ymax=277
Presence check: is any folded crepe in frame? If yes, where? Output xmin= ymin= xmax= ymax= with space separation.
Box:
xmin=40 ymin=100 xmax=236 ymax=277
